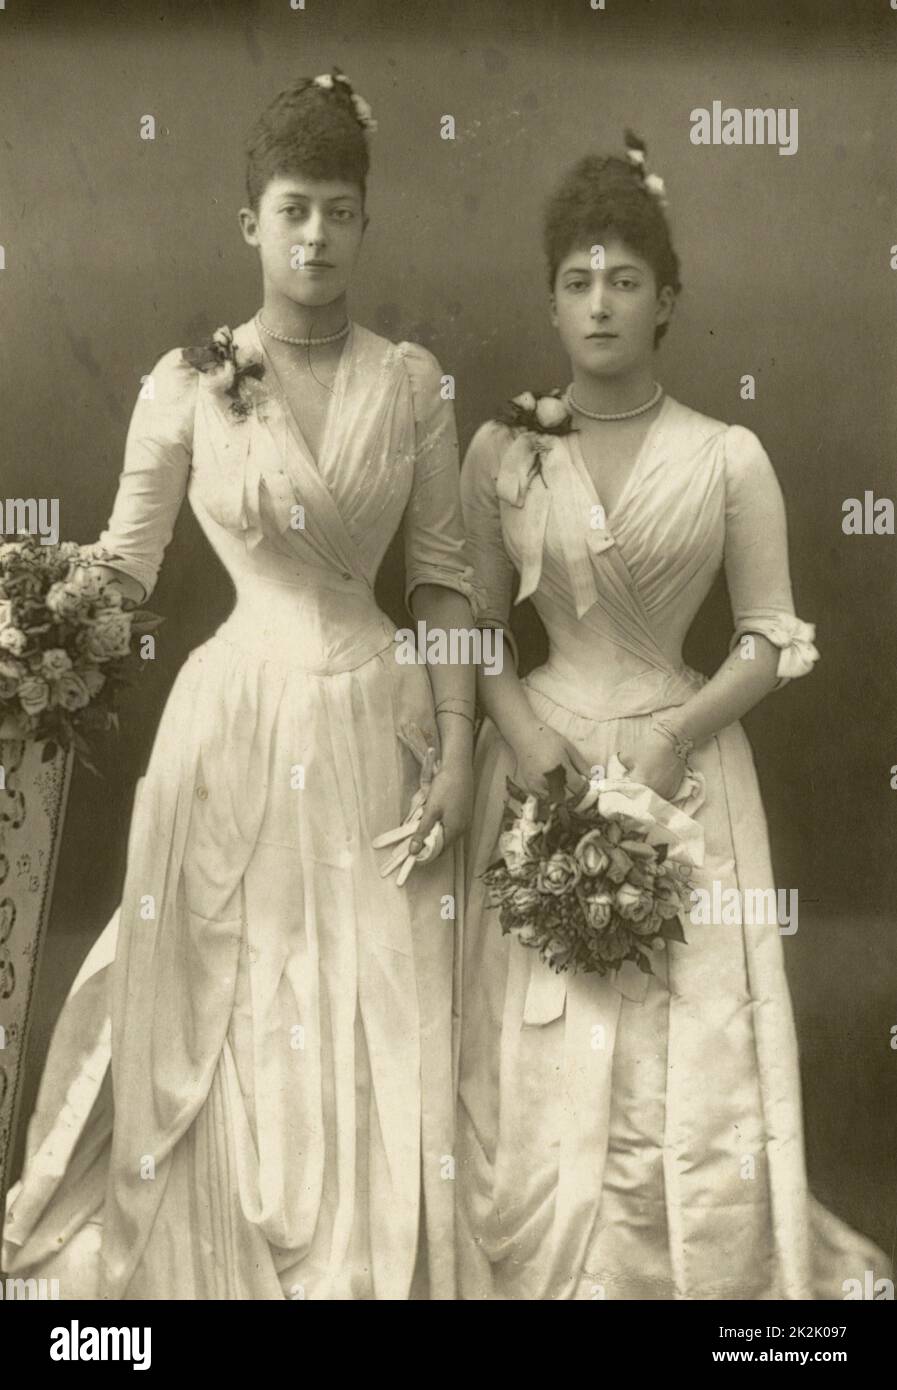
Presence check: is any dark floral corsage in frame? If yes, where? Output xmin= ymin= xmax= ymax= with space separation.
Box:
xmin=494 ymin=389 xmax=576 ymax=492
xmin=181 ymin=326 xmax=265 ymax=422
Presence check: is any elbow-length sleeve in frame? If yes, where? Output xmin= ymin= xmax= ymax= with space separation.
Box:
xmin=398 ymin=341 xmax=484 ymax=617
xmin=80 ymin=347 xmax=197 ymax=602
xmin=723 ymin=424 xmax=819 ymax=689
xmin=460 ymin=419 xmax=520 ymax=671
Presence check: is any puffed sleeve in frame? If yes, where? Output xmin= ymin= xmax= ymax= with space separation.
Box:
xmin=80 ymin=347 xmax=197 ymax=602
xmin=723 ymin=424 xmax=819 ymax=689
xmin=399 ymin=341 xmax=484 ymax=615
xmin=460 ymin=419 xmax=520 ymax=671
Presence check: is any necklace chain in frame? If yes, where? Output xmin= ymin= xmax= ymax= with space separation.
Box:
xmin=256 ymin=312 xmax=351 ymax=348
xmin=565 ymin=381 xmax=664 ymax=422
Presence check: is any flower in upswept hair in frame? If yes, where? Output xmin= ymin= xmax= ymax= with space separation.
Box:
xmin=644 ymin=173 xmax=667 ymax=207
xmin=313 ymin=67 xmax=378 ymax=132
xmin=623 ymin=128 xmax=669 ymax=210
xmin=624 ymin=128 xmax=647 ymax=165
xmin=350 ymin=93 xmax=378 ymax=132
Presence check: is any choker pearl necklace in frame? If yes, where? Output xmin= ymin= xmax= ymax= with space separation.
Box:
xmin=256 ymin=313 xmax=351 ymax=348
xmin=565 ymin=381 xmax=664 ymax=422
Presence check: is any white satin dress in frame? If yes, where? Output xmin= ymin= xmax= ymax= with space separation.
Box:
xmin=456 ymin=397 xmax=891 ymax=1300
xmin=3 ymin=317 xmax=479 ymax=1300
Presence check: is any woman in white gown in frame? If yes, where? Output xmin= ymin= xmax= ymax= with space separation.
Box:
xmin=456 ymin=137 xmax=891 ymax=1300
xmin=3 ymin=70 xmax=479 ymax=1300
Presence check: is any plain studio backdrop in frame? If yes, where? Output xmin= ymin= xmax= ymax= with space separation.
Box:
xmin=2 ymin=0 xmax=895 ymax=1259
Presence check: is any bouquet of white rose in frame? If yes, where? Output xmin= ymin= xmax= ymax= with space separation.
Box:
xmin=0 ymin=534 xmax=162 ymax=771
xmin=483 ymin=764 xmax=695 ymax=978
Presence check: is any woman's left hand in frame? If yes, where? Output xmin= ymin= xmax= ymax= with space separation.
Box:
xmin=409 ymin=754 xmax=474 ymax=857
xmin=620 ymin=729 xmax=685 ymax=802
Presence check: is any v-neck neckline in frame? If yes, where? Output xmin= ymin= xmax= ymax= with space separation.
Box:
xmin=251 ymin=314 xmax=355 ymax=475
xmin=568 ymin=393 xmax=671 ymax=529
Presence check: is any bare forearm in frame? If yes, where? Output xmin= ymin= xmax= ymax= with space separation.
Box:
xmin=476 ymin=658 xmax=539 ymax=752
xmin=411 ymin=584 xmax=476 ymax=761
xmin=663 ymin=636 xmax=780 ymax=746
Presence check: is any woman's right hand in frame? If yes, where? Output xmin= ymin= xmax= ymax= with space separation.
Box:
xmin=507 ymin=720 xmax=593 ymax=799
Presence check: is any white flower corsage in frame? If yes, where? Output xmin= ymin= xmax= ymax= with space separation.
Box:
xmin=494 ymin=389 xmax=576 ymax=500
xmin=498 ymin=389 xmax=574 ymax=436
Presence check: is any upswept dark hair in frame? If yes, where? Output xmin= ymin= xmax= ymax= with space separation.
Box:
xmin=245 ymin=69 xmax=371 ymax=211
xmin=543 ymin=136 xmax=682 ymax=345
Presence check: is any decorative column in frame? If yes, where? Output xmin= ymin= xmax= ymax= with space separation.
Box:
xmin=0 ymin=736 xmax=74 ymax=1274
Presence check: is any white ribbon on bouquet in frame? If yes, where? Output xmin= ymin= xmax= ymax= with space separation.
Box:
xmin=574 ymin=751 xmax=706 ymax=868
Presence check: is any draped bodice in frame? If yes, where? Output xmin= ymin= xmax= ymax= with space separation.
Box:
xmin=186 ymin=319 xmax=413 ymax=672
xmin=461 ymin=395 xmax=818 ymax=720
xmin=88 ymin=316 xmax=480 ymax=674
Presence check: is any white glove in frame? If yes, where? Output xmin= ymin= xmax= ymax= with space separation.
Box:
xmin=372 ymin=741 xmax=445 ymax=884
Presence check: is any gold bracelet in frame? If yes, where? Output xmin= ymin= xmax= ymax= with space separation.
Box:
xmin=436 ymin=708 xmax=475 ymax=728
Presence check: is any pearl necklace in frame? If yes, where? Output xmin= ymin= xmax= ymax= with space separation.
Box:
xmin=256 ymin=313 xmax=351 ymax=347
xmin=565 ymin=381 xmax=664 ymax=422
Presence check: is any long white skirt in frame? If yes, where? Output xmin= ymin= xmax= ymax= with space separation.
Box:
xmin=4 ymin=630 xmax=460 ymax=1300
xmin=456 ymin=675 xmax=890 ymax=1300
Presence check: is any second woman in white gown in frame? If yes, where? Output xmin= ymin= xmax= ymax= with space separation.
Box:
xmin=456 ymin=138 xmax=891 ymax=1300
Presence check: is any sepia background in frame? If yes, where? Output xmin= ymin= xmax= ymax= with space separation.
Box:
xmin=2 ymin=0 xmax=895 ymax=1256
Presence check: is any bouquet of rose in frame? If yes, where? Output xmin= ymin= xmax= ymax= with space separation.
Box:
xmin=0 ymin=535 xmax=163 ymax=771
xmin=483 ymin=765 xmax=693 ymax=978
